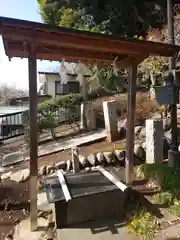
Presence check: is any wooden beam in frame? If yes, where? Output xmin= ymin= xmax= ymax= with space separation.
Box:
xmin=57 ymin=170 xmax=72 ymax=202
xmin=97 ymin=166 xmax=128 ymax=192
xmin=2 ymin=26 xmax=149 ymax=56
xmin=2 ymin=25 xmax=179 ymax=57
xmin=7 ymin=47 xmax=128 ymax=62
xmin=0 ymin=17 xmax=179 ymax=57
xmin=28 ymin=43 xmax=38 ymax=231
xmin=125 ymin=61 xmax=137 ymax=185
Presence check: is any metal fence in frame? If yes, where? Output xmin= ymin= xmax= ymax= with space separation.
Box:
xmin=0 ymin=107 xmax=81 ymax=141
xmin=0 ymin=111 xmax=25 ymax=140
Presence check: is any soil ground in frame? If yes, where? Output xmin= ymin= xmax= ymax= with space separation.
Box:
xmin=0 ymin=138 xmax=121 ymax=239
xmin=0 ymin=92 xmax=165 ymax=239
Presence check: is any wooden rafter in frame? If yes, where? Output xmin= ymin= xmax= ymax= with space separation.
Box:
xmin=0 ymin=17 xmax=180 ymax=63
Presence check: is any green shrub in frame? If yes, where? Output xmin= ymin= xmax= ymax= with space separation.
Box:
xmin=136 ymin=164 xmax=180 ymax=218
xmin=23 ymin=93 xmax=83 ymax=141
xmin=169 ymin=199 xmax=180 ymax=217
xmin=152 ymin=192 xmax=173 ymax=206
xmin=127 ymin=208 xmax=158 ymax=240
xmin=135 ymin=164 xmax=180 ymax=193
xmin=54 ymin=93 xmax=83 ymax=108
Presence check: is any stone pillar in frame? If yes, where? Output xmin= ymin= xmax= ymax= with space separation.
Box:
xmin=71 ymin=147 xmax=80 ymax=174
xmin=86 ymin=103 xmax=96 ymax=131
xmin=146 ymin=119 xmax=163 ymax=164
xmin=80 ymin=103 xmax=96 ymax=131
xmin=103 ymin=100 xmax=119 ymax=142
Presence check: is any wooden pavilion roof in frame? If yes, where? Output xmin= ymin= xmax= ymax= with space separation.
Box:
xmin=0 ymin=16 xmax=180 ymax=64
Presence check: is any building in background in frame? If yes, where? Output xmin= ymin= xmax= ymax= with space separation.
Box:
xmin=38 ymin=71 xmax=80 ymax=97
xmin=9 ymin=94 xmax=52 ymax=106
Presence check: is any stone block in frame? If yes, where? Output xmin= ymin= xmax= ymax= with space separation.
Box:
xmin=146 ymin=119 xmax=163 ymax=164
xmin=80 ymin=103 xmax=96 ymax=131
xmin=103 ymin=100 xmax=119 ymax=142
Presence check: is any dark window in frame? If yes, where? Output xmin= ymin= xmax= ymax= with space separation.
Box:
xmin=55 ymin=81 xmax=62 ymax=94
xmin=55 ymin=81 xmax=69 ymax=95
xmin=68 ymin=82 xmax=80 ymax=93
xmin=55 ymin=81 xmax=80 ymax=95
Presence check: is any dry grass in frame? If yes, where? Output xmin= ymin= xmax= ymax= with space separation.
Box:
xmin=92 ymin=92 xmax=159 ymax=123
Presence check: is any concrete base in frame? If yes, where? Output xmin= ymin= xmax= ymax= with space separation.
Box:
xmin=168 ymin=150 xmax=180 ymax=168
xmin=57 ymin=217 xmax=139 ymax=240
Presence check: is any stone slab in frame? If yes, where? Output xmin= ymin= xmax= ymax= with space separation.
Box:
xmin=103 ymin=100 xmax=119 ymax=142
xmin=146 ymin=119 xmax=163 ymax=164
xmin=1 ymin=129 xmax=106 ymax=167
xmin=37 ymin=192 xmax=53 ymax=212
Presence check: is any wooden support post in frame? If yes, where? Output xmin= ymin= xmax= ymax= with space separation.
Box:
xmin=77 ymin=63 xmax=88 ymax=130
xmin=125 ymin=62 xmax=137 ymax=185
xmin=28 ymin=44 xmax=38 ymax=231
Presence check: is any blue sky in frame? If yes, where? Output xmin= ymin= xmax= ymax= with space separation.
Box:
xmin=0 ymin=0 xmax=58 ymax=90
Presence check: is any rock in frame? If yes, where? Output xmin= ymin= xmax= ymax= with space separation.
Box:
xmin=114 ymin=150 xmax=125 ymax=164
xmin=164 ymin=130 xmax=172 ymax=145
xmin=177 ymin=109 xmax=180 ymax=117
xmin=91 ymin=166 xmax=97 ymax=171
xmin=118 ymin=127 xmax=126 ymax=139
xmin=177 ymin=104 xmax=180 ymax=109
xmin=10 ymin=169 xmax=30 ymax=183
xmin=2 ymin=151 xmax=24 ymax=167
xmin=37 ymin=179 xmax=44 ymax=190
xmin=66 ymin=160 xmax=72 ymax=171
xmin=163 ymin=118 xmax=171 ymax=131
xmin=87 ymin=154 xmax=97 ymax=166
xmin=139 ymin=127 xmax=146 ymax=137
xmin=5 ymin=236 xmax=13 ymax=240
xmin=142 ymin=142 xmax=146 ymax=149
xmin=79 ymin=155 xmax=89 ymax=168
xmin=1 ymin=171 xmax=12 ymax=181
xmin=46 ymin=165 xmax=55 ymax=175
xmin=135 ymin=126 xmax=143 ymax=135
xmin=43 ymin=230 xmax=54 ymax=240
xmin=38 ymin=165 xmax=47 ymax=176
xmin=103 ymin=152 xmax=116 ymax=165
xmin=134 ymin=144 xmax=145 ymax=161
xmin=96 ymin=152 xmax=105 ymax=165
xmin=85 ymin=167 xmax=91 ymax=172
xmin=55 ymin=161 xmax=66 ymax=170
xmin=5 ymin=231 xmax=13 ymax=240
